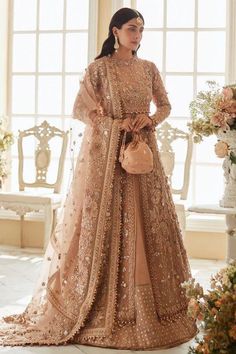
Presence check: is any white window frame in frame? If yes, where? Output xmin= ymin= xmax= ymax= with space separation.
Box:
xmin=0 ymin=0 xmax=98 ymax=220
xmin=112 ymin=0 xmax=236 ymax=232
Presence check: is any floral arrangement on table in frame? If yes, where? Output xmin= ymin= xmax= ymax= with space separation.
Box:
xmin=188 ymin=81 xmax=236 ymax=164
xmin=0 ymin=116 xmax=14 ymax=187
xmin=182 ymin=261 xmax=236 ymax=354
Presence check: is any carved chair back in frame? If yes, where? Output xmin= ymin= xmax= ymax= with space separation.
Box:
xmin=156 ymin=121 xmax=193 ymax=200
xmin=18 ymin=120 xmax=68 ymax=193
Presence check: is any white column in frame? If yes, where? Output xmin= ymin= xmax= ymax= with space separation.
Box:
xmin=0 ymin=0 xmax=11 ymax=191
xmin=88 ymin=0 xmax=99 ymax=63
xmin=112 ymin=0 xmax=123 ymax=13
xmin=0 ymin=0 xmax=9 ymax=117
xmin=226 ymin=0 xmax=236 ymax=84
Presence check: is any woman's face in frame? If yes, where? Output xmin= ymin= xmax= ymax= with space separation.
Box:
xmin=113 ymin=18 xmax=144 ymax=51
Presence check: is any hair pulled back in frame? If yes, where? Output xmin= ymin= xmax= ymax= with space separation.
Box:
xmin=95 ymin=7 xmax=144 ymax=60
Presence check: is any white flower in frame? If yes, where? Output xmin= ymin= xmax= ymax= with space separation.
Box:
xmin=222 ymin=273 xmax=232 ymax=288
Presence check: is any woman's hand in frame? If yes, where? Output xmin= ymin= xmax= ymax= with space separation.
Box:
xmin=119 ymin=117 xmax=134 ymax=132
xmin=132 ymin=114 xmax=153 ymax=132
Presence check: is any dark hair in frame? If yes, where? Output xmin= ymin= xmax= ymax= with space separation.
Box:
xmin=95 ymin=7 xmax=145 ymax=60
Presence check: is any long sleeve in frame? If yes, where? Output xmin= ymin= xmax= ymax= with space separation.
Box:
xmin=71 ymin=63 xmax=103 ymax=126
xmin=149 ymin=63 xmax=171 ymax=127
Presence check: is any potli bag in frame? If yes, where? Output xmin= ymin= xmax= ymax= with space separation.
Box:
xmin=119 ymin=131 xmax=153 ymax=174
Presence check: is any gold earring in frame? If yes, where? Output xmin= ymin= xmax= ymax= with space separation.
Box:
xmin=114 ymin=36 xmax=119 ymax=51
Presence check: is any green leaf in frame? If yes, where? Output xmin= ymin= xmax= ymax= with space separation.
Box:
xmin=229 ymin=152 xmax=236 ymax=165
xmin=229 ymin=121 xmax=236 ymax=130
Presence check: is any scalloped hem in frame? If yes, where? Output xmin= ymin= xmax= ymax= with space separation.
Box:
xmin=72 ymin=315 xmax=198 ymax=350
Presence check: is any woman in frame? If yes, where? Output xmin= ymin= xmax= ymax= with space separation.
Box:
xmin=0 ymin=8 xmax=197 ymax=350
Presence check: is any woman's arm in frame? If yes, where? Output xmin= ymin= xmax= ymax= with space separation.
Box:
xmin=149 ymin=62 xmax=171 ymax=127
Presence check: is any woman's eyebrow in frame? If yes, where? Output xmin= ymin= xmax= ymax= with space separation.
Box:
xmin=128 ymin=24 xmax=144 ymax=29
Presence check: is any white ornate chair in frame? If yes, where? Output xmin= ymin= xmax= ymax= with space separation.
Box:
xmin=156 ymin=121 xmax=193 ymax=237
xmin=0 ymin=120 xmax=69 ymax=250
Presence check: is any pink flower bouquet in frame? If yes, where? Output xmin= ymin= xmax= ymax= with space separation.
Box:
xmin=188 ymin=82 xmax=236 ymax=143
xmin=182 ymin=261 xmax=236 ymax=354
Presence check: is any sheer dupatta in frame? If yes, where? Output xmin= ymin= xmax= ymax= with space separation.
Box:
xmin=0 ymin=60 xmax=122 ymax=346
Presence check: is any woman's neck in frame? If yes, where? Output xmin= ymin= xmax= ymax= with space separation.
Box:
xmin=111 ymin=47 xmax=134 ymax=60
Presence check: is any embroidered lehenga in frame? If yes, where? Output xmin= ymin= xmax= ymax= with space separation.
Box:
xmin=0 ymin=55 xmax=197 ymax=349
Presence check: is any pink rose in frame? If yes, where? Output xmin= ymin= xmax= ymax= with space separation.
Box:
xmin=214 ymin=141 xmax=229 ymax=158
xmin=217 ymin=99 xmax=233 ymax=111
xmin=222 ymin=87 xmax=233 ymax=100
xmin=226 ymin=101 xmax=236 ymax=114
xmin=211 ymin=112 xmax=229 ymax=130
